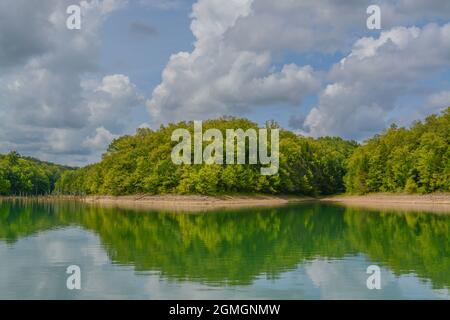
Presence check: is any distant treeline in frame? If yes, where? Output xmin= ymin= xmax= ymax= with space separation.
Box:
xmin=345 ymin=107 xmax=450 ymax=194
xmin=55 ymin=118 xmax=357 ymax=196
xmin=0 ymin=152 xmax=72 ymax=196
xmin=3 ymin=107 xmax=450 ymax=196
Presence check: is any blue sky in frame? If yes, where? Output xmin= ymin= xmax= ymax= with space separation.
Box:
xmin=99 ymin=0 xmax=328 ymax=131
xmin=104 ymin=0 xmax=450 ymax=137
xmin=101 ymin=0 xmax=376 ymax=131
xmin=0 ymin=0 xmax=450 ymax=165
xmin=100 ymin=1 xmax=195 ymax=131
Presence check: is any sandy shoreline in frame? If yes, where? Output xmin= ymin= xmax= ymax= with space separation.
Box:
xmin=81 ymin=195 xmax=313 ymax=211
xmin=2 ymin=193 xmax=450 ymax=213
xmin=0 ymin=194 xmax=313 ymax=211
xmin=321 ymin=193 xmax=450 ymax=214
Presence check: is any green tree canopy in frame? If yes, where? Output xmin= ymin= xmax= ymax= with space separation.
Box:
xmin=345 ymin=107 xmax=450 ymax=194
xmin=0 ymin=152 xmax=72 ymax=196
xmin=54 ymin=117 xmax=357 ymax=196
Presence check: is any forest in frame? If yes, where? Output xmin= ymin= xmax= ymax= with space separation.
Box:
xmin=1 ymin=107 xmax=449 ymax=196
xmin=54 ymin=117 xmax=357 ymax=196
xmin=345 ymin=107 xmax=450 ymax=194
xmin=0 ymin=151 xmax=71 ymax=196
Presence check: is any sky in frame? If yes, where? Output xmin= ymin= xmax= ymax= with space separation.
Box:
xmin=1 ymin=0 xmax=450 ymax=166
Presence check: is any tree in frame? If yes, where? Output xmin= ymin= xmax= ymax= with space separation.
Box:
xmin=54 ymin=117 xmax=357 ymax=196
xmin=345 ymin=107 xmax=450 ymax=194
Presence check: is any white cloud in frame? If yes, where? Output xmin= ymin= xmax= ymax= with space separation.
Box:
xmin=427 ymin=91 xmax=450 ymax=111
xmin=302 ymin=23 xmax=450 ymax=139
xmin=147 ymin=0 xmax=320 ymax=124
xmin=0 ymin=0 xmax=142 ymax=165
xmin=149 ymin=0 xmax=450 ymax=134
xmin=39 ymin=74 xmax=142 ymax=159
xmin=224 ymin=0 xmax=450 ymax=54
xmin=83 ymin=127 xmax=118 ymax=151
xmin=2 ymin=0 xmax=450 ymax=164
xmin=85 ymin=75 xmax=144 ymax=133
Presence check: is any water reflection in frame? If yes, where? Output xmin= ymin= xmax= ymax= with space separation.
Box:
xmin=0 ymin=199 xmax=449 ymax=292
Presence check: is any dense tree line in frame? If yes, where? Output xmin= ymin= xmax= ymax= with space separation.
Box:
xmin=55 ymin=118 xmax=357 ymax=196
xmin=5 ymin=107 xmax=449 ymax=197
xmin=0 ymin=151 xmax=71 ymax=196
xmin=345 ymin=107 xmax=450 ymax=194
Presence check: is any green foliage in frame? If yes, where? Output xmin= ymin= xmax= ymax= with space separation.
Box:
xmin=55 ymin=117 xmax=357 ymax=196
xmin=345 ymin=107 xmax=450 ymax=194
xmin=1 ymin=200 xmax=449 ymax=288
xmin=0 ymin=151 xmax=71 ymax=196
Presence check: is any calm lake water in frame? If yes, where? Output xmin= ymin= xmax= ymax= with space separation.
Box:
xmin=0 ymin=199 xmax=449 ymax=299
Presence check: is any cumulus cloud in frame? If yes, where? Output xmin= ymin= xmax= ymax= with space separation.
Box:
xmin=0 ymin=0 xmax=142 ymax=165
xmin=0 ymin=1 xmax=53 ymax=68
xmin=149 ymin=0 xmax=450 ymax=136
xmin=3 ymin=0 xmax=450 ymax=164
xmin=302 ymin=23 xmax=450 ymax=139
xmin=224 ymin=0 xmax=450 ymax=54
xmin=427 ymin=91 xmax=450 ymax=111
xmin=83 ymin=127 xmax=118 ymax=150
xmin=147 ymin=0 xmax=321 ymax=124
xmin=40 ymin=74 xmax=142 ymax=156
xmin=83 ymin=75 xmax=144 ymax=133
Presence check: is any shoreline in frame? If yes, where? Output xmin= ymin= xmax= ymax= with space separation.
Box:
xmin=1 ymin=193 xmax=450 ymax=213
xmin=82 ymin=195 xmax=314 ymax=211
xmin=321 ymin=193 xmax=450 ymax=214
xmin=0 ymin=194 xmax=314 ymax=212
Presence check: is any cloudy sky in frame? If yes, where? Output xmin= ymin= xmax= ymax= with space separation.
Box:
xmin=1 ymin=0 xmax=450 ymax=165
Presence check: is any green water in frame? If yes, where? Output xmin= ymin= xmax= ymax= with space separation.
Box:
xmin=0 ymin=199 xmax=449 ymax=299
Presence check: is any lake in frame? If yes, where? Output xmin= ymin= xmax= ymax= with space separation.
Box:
xmin=0 ymin=199 xmax=449 ymax=299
